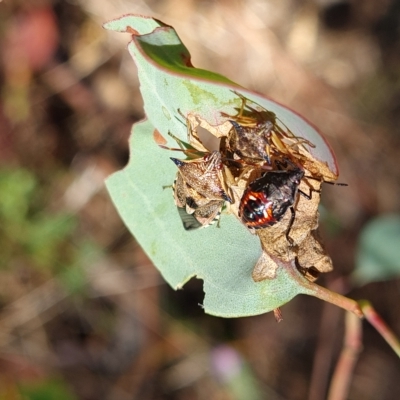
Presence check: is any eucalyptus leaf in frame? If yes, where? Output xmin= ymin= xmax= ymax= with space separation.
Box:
xmin=106 ymin=120 xmax=317 ymax=317
xmin=104 ymin=15 xmax=341 ymax=317
xmin=353 ymin=214 xmax=400 ymax=286
xmin=104 ymin=15 xmax=338 ymax=175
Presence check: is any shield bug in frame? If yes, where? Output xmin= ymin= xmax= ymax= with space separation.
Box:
xmin=155 ymin=121 xmax=233 ymax=229
xmin=170 ymin=150 xmax=232 ymax=203
xmin=221 ymin=91 xmax=315 ymax=166
xmin=172 ymin=169 xmax=226 ymax=230
xmin=238 ymin=158 xmax=321 ymax=244
xmin=225 ymin=119 xmax=274 ymax=164
xmin=239 ymin=164 xmax=305 ymax=242
xmin=169 ymin=150 xmax=232 ymax=229
xmin=239 ymin=158 xmax=346 ymax=244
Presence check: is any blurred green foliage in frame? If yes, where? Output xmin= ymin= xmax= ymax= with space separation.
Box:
xmin=0 ymin=168 xmax=96 ymax=296
xmin=354 ymin=214 xmax=400 ymax=285
xmin=18 ymin=378 xmax=77 ymax=400
xmin=0 ymin=168 xmax=76 ymax=271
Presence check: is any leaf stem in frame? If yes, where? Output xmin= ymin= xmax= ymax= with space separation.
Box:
xmin=360 ymin=300 xmax=400 ymax=357
xmin=327 ymin=311 xmax=363 ymax=400
xmin=305 ymin=282 xmax=363 ymax=317
xmin=284 ymin=261 xmax=363 ymax=318
xmin=307 ymin=299 xmax=342 ymax=400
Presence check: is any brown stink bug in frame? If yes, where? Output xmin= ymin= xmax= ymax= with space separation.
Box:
xmin=173 ymin=172 xmax=225 ymax=230
xmin=170 ymin=150 xmax=232 ymax=203
xmin=221 ymin=91 xmax=315 ymax=166
xmin=155 ymin=124 xmax=233 ymax=230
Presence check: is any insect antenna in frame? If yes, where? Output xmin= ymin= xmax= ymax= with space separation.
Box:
xmin=156 ymin=130 xmax=204 ymax=159
xmin=305 ymin=175 xmax=348 ymax=187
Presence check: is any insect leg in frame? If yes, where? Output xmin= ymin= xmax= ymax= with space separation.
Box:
xmin=323 ymin=181 xmax=348 ymax=186
xmin=295 ymin=257 xmax=321 ymax=280
xmin=298 ymin=188 xmax=321 ymax=200
xmin=285 ymin=206 xmax=296 ymax=246
xmin=305 ymin=175 xmax=348 ymax=187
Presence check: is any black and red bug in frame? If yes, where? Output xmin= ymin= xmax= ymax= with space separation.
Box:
xmin=239 ymin=164 xmax=305 ymax=241
xmin=239 ymin=167 xmax=304 ymax=225
xmin=239 ymin=159 xmax=346 ymax=243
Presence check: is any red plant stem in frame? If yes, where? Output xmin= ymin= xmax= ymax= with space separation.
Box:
xmin=361 ymin=301 xmax=400 ymax=358
xmin=308 ymin=302 xmax=342 ymax=400
xmin=273 ymin=308 xmax=283 ymax=323
xmin=307 ymin=283 xmax=363 ymax=317
xmin=327 ymin=311 xmax=363 ymax=400
xmin=285 ymin=264 xmax=364 ymax=318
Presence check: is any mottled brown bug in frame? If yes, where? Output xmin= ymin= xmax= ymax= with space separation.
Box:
xmin=170 ymin=150 xmax=232 ymax=203
xmin=155 ymin=126 xmax=233 ymax=230
xmin=221 ymin=91 xmax=315 ymax=166
xmin=173 ymin=171 xmax=226 ymax=230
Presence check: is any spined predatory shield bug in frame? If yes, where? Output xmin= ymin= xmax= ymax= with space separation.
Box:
xmin=239 ymin=164 xmax=306 ymax=244
xmin=173 ymin=172 xmax=225 ymax=230
xmin=170 ymin=151 xmax=232 ymax=230
xmin=170 ymin=151 xmax=232 ymax=203
xmin=239 ymin=167 xmax=304 ymax=228
xmin=221 ymin=91 xmax=315 ymax=165
xmin=225 ymin=119 xmax=274 ymax=164
xmin=239 ymin=159 xmax=347 ymax=244
xmin=155 ymin=126 xmax=233 ymax=230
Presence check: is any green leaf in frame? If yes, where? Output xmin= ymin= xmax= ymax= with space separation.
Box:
xmin=107 ymin=121 xmax=318 ymax=317
xmin=103 ymin=14 xmax=163 ymax=35
xmin=104 ymin=15 xmax=338 ymax=175
xmin=18 ymin=378 xmax=77 ymax=400
xmin=104 ymin=15 xmax=341 ymax=317
xmin=59 ymin=242 xmax=100 ymax=294
xmin=27 ymin=213 xmax=76 ymax=269
xmin=353 ymin=214 xmax=400 ymax=285
xmin=0 ymin=168 xmax=37 ymax=222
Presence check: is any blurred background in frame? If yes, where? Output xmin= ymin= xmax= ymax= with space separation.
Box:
xmin=1 ymin=0 xmax=400 ymax=399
